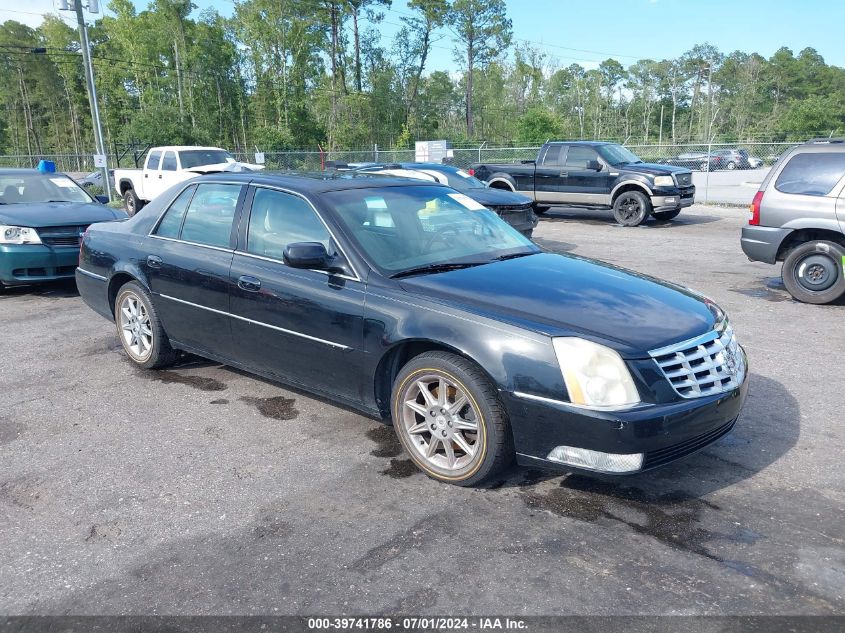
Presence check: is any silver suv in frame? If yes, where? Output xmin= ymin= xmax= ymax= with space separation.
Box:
xmin=741 ymin=138 xmax=845 ymax=304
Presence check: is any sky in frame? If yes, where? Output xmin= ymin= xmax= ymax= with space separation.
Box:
xmin=4 ymin=0 xmax=845 ymax=70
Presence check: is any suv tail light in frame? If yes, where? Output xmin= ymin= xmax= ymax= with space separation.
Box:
xmin=749 ymin=191 xmax=763 ymax=225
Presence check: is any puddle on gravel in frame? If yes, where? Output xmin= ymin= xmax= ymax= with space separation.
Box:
xmin=366 ymin=425 xmax=403 ymax=458
xmin=141 ymin=370 xmax=227 ymax=391
xmin=518 ymin=474 xmax=766 ymax=563
xmin=381 ymin=458 xmax=418 ymax=479
xmin=730 ymin=277 xmax=791 ymax=303
xmin=239 ymin=395 xmax=299 ymax=420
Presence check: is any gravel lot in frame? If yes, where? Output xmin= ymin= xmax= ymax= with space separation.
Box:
xmin=1 ymin=204 xmax=843 ymax=616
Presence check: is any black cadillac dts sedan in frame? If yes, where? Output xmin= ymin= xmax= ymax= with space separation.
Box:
xmin=76 ymin=172 xmax=748 ymax=486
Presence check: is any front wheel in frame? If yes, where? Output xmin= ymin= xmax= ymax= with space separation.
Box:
xmin=612 ymin=191 xmax=651 ymax=226
xmin=391 ymin=351 xmax=513 ymax=486
xmin=115 ymin=281 xmax=179 ymax=368
xmin=726 ymin=161 xmax=736 ymax=170
xmin=782 ymin=241 xmax=845 ymax=304
xmin=652 ymin=210 xmax=681 ymax=222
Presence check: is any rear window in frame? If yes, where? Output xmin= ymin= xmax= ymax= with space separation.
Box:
xmin=775 ymin=152 xmax=845 ymax=196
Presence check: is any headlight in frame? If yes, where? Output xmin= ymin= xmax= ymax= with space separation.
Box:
xmin=653 ymin=175 xmax=675 ymax=187
xmin=0 ymin=226 xmax=42 ymax=245
xmin=552 ymin=338 xmax=640 ymax=409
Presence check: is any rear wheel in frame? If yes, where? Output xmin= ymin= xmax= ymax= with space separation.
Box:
xmin=391 ymin=351 xmax=513 ymax=486
xmin=612 ymin=190 xmax=651 ymax=226
xmin=652 ymin=210 xmax=681 ymax=222
xmin=114 ymin=281 xmax=179 ymax=369
xmin=123 ymin=187 xmax=143 ymax=217
xmin=726 ymin=161 xmax=736 ymax=170
xmin=699 ymin=161 xmax=709 ymax=172
xmin=782 ymin=241 xmax=845 ymax=305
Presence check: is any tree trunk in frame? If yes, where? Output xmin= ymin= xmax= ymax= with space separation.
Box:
xmin=353 ymin=8 xmax=362 ymax=92
xmin=465 ymin=45 xmax=474 ymax=137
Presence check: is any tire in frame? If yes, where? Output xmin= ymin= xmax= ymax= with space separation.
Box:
xmin=114 ymin=281 xmax=179 ymax=369
xmin=700 ymin=161 xmax=709 ymax=172
xmin=123 ymin=187 xmax=143 ymax=217
xmin=727 ymin=161 xmax=736 ymax=170
xmin=391 ymin=351 xmax=513 ymax=487
xmin=532 ymin=204 xmax=550 ymax=215
xmin=781 ymin=241 xmax=845 ymax=305
xmin=521 ymin=229 xmax=534 ymax=240
xmin=612 ymin=190 xmax=651 ymax=227
xmin=652 ymin=210 xmax=681 ymax=222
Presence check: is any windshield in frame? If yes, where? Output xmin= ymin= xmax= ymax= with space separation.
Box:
xmin=323 ymin=185 xmax=538 ymax=276
xmin=178 ymin=150 xmax=235 ymax=168
xmin=597 ymin=144 xmax=643 ymax=166
xmin=436 ymin=168 xmax=488 ymax=191
xmin=0 ymin=174 xmax=93 ymax=204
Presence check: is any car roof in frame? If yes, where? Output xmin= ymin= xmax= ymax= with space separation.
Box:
xmin=200 ymin=171 xmax=448 ymax=193
xmin=151 ymin=146 xmax=228 ymax=152
xmin=546 ymin=140 xmax=616 ymax=147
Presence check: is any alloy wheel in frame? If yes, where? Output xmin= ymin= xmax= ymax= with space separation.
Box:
xmin=118 ymin=292 xmax=153 ymax=360
xmin=617 ymin=195 xmax=642 ymax=223
xmin=400 ymin=373 xmax=482 ymax=474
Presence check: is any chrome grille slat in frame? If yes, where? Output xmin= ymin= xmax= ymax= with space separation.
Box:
xmin=650 ymin=322 xmax=745 ymax=399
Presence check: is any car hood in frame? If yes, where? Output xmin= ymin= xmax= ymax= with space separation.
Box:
xmin=399 ymin=252 xmax=716 ymax=358
xmin=621 ymin=162 xmax=692 ymax=177
xmin=0 ymin=202 xmax=126 ymax=228
xmin=463 ymin=187 xmax=532 ymax=207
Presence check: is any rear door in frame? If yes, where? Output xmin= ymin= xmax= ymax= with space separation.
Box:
xmin=560 ymin=145 xmax=612 ymax=204
xmin=533 ymin=144 xmax=566 ymax=204
xmin=766 ymin=151 xmax=845 ymax=233
xmin=144 ymin=182 xmax=245 ymax=360
xmin=228 ymin=186 xmax=366 ymax=403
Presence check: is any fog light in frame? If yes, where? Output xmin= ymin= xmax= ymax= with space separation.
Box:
xmin=663 ymin=197 xmax=677 ymax=204
xmin=546 ymin=446 xmax=643 ymax=473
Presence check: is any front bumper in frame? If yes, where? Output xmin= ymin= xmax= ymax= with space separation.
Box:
xmin=741 ymin=225 xmax=793 ymax=264
xmin=490 ymin=205 xmax=538 ymax=234
xmin=0 ymin=244 xmax=80 ymax=285
xmin=651 ymin=185 xmax=695 ymax=212
xmin=505 ymin=367 xmax=748 ymax=474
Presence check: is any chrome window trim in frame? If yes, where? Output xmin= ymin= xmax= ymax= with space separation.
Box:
xmin=76 ymin=267 xmax=107 ymax=281
xmin=244 ymin=184 xmax=363 ymax=283
xmin=158 ymin=293 xmax=351 ymax=350
xmin=149 ymin=234 xmax=234 ymax=254
xmin=147 ymin=180 xmax=246 ymax=238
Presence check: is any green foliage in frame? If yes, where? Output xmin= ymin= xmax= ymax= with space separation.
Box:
xmin=1 ymin=4 xmax=844 ymax=159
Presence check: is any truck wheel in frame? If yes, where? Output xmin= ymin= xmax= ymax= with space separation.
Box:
xmin=652 ymin=210 xmax=681 ymax=222
xmin=123 ymin=188 xmax=143 ymax=217
xmin=612 ymin=191 xmax=651 ymax=227
xmin=782 ymin=241 xmax=845 ymax=305
xmin=391 ymin=351 xmax=513 ymax=487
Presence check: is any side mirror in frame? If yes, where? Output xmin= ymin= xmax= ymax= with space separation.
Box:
xmin=283 ymin=242 xmax=332 ymax=270
xmin=95 ymin=195 xmax=109 ymax=204
xmin=587 ymin=159 xmax=602 ymax=171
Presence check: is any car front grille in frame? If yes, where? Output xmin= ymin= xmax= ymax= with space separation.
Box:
xmin=649 ymin=322 xmax=746 ymax=399
xmin=642 ymin=419 xmax=736 ymax=469
xmin=675 ymin=172 xmax=693 ymax=187
xmin=39 ymin=225 xmax=88 ymax=247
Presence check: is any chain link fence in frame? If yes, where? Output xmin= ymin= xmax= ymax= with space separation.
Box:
xmin=0 ymin=141 xmax=798 ymax=205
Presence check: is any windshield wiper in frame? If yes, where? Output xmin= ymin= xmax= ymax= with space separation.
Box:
xmin=489 ymin=251 xmax=537 ymax=262
xmin=390 ymin=261 xmax=487 ymax=279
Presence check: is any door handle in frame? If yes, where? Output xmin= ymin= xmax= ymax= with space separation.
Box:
xmin=144 ymin=173 xmax=148 ymax=178
xmin=238 ymin=275 xmax=261 ymax=292
xmin=146 ymin=255 xmax=162 ymax=268
xmin=559 ymin=171 xmax=568 ymax=177
xmin=158 ymin=174 xmax=163 ymax=179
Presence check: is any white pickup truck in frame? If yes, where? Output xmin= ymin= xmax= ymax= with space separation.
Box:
xmin=114 ymin=146 xmax=263 ymax=215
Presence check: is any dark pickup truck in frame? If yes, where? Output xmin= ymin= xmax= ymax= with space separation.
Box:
xmin=470 ymin=141 xmax=695 ymax=226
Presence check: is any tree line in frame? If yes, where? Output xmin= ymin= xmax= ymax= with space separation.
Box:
xmin=1 ymin=0 xmax=844 ymax=161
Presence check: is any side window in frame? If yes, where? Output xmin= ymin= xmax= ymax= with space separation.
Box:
xmin=246 ymin=188 xmax=331 ymax=261
xmin=542 ymin=145 xmax=562 ymax=166
xmin=775 ymin=152 xmax=845 ymax=197
xmin=179 ymin=183 xmax=242 ymax=248
xmin=565 ymin=146 xmax=598 ymax=169
xmin=154 ymin=185 xmax=195 ymax=238
xmin=161 ymin=151 xmax=177 ymax=171
xmin=146 ymin=151 xmax=161 ymax=170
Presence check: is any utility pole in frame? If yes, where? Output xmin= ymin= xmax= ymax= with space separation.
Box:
xmin=60 ymin=0 xmax=112 ymax=201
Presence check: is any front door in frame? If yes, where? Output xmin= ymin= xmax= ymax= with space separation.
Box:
xmin=228 ymin=186 xmax=365 ymax=403
xmin=534 ymin=144 xmax=566 ymax=204
xmin=143 ymin=182 xmax=245 ymax=359
xmin=560 ymin=145 xmax=612 ymax=204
